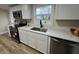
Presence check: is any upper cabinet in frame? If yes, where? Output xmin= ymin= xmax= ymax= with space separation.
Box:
xmin=9 ymin=4 xmax=32 ymax=20
xmin=55 ymin=4 xmax=79 ymax=20
xmin=21 ymin=5 xmax=32 ymax=19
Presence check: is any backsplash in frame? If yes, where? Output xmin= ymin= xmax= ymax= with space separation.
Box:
xmin=33 ymin=20 xmax=52 ymax=29
xmin=55 ymin=20 xmax=79 ymax=30
xmin=56 ymin=20 xmax=79 ymax=27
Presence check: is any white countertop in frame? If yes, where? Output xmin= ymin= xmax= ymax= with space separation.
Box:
xmin=18 ymin=26 xmax=79 ymax=43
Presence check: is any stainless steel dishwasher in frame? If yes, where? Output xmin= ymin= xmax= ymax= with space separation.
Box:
xmin=50 ymin=37 xmax=79 ymax=54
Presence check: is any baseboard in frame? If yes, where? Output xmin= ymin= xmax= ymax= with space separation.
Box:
xmin=0 ymin=31 xmax=8 ymax=35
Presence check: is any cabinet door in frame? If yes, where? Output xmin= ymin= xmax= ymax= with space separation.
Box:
xmin=56 ymin=4 xmax=79 ymax=20
xmin=19 ymin=30 xmax=29 ymax=45
xmin=22 ymin=5 xmax=31 ymax=19
xmin=36 ymin=34 xmax=48 ymax=53
xmin=24 ymin=31 xmax=37 ymax=49
xmin=19 ymin=30 xmax=37 ymax=48
xmin=26 ymin=31 xmax=48 ymax=53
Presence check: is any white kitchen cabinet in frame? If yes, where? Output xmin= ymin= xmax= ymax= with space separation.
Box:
xmin=19 ymin=30 xmax=29 ymax=45
xmin=19 ymin=30 xmax=36 ymax=48
xmin=36 ymin=34 xmax=48 ymax=53
xmin=23 ymin=30 xmax=37 ymax=49
xmin=9 ymin=4 xmax=31 ymax=22
xmin=22 ymin=5 xmax=32 ymax=19
xmin=19 ymin=29 xmax=49 ymax=53
xmin=55 ymin=4 xmax=79 ymax=20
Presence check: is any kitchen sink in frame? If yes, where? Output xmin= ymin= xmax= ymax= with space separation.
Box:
xmin=31 ymin=27 xmax=47 ymax=32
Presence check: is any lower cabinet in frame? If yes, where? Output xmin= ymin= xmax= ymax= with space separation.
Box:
xmin=36 ymin=34 xmax=48 ymax=53
xmin=19 ymin=29 xmax=49 ymax=53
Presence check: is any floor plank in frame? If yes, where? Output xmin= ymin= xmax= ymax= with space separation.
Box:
xmin=0 ymin=33 xmax=41 ymax=54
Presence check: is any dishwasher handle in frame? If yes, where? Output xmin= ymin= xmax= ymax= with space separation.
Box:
xmin=52 ymin=38 xmax=59 ymax=42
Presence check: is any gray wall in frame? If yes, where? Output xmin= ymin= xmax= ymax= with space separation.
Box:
xmin=0 ymin=9 xmax=9 ymax=34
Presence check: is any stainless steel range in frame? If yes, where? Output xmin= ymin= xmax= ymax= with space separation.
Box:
xmin=9 ymin=19 xmax=27 ymax=43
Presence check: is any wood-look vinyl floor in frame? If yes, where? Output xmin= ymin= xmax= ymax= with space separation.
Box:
xmin=0 ymin=33 xmax=41 ymax=54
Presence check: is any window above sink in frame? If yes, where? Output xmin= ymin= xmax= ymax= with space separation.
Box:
xmin=36 ymin=5 xmax=51 ymax=20
xmin=34 ymin=5 xmax=54 ymax=29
